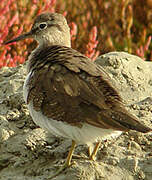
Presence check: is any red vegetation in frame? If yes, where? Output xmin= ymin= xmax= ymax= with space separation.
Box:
xmin=0 ymin=0 xmax=152 ymax=68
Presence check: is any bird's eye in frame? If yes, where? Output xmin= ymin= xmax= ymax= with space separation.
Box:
xmin=39 ymin=23 xmax=47 ymax=30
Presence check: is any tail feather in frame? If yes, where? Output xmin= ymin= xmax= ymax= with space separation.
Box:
xmin=115 ymin=113 xmax=151 ymax=133
xmin=110 ymin=110 xmax=152 ymax=133
xmin=91 ymin=109 xmax=152 ymax=133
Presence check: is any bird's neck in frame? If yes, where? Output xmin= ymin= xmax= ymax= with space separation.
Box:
xmin=38 ymin=41 xmax=71 ymax=49
xmin=27 ymin=30 xmax=71 ymax=73
xmin=36 ymin=31 xmax=71 ymax=48
xmin=27 ymin=43 xmax=70 ymax=73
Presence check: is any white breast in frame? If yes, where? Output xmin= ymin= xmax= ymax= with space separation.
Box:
xmin=23 ymin=72 xmax=122 ymax=146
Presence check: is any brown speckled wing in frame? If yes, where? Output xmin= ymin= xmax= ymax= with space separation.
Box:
xmin=26 ymin=45 xmax=151 ymax=133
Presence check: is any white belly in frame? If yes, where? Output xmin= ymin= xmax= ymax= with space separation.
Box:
xmin=23 ymin=72 xmax=122 ymax=146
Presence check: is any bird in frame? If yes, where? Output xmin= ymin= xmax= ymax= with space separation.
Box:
xmin=4 ymin=12 xmax=152 ymax=178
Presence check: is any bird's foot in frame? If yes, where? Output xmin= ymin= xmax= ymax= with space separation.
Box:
xmin=89 ymin=154 xmax=96 ymax=161
xmin=72 ymin=154 xmax=88 ymax=160
xmin=48 ymin=140 xmax=76 ymax=179
xmin=88 ymin=142 xmax=101 ymax=161
xmin=48 ymin=161 xmax=75 ymax=179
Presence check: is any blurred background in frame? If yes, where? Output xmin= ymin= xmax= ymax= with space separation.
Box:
xmin=0 ymin=0 xmax=152 ymax=68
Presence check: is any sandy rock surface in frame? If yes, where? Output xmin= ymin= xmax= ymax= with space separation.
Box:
xmin=0 ymin=52 xmax=152 ymax=180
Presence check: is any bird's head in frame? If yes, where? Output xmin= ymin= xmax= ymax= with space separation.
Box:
xmin=4 ymin=12 xmax=71 ymax=47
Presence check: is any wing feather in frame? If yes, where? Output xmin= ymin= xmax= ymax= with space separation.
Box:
xmin=26 ymin=45 xmax=151 ymax=132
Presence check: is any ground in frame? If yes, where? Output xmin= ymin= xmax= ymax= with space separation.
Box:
xmin=0 ymin=52 xmax=152 ymax=180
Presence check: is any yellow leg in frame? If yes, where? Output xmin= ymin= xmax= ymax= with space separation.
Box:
xmin=88 ymin=146 xmax=92 ymax=157
xmin=49 ymin=140 xmax=76 ymax=179
xmin=65 ymin=140 xmax=76 ymax=166
xmin=89 ymin=142 xmax=101 ymax=161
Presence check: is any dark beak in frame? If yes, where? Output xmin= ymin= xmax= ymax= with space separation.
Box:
xmin=4 ymin=31 xmax=33 ymax=45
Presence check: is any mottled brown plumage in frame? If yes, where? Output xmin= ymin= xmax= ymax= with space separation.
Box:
xmin=26 ymin=44 xmax=151 ymax=133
